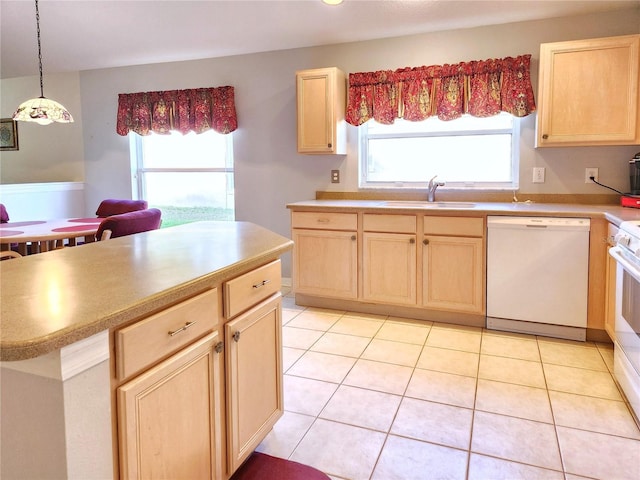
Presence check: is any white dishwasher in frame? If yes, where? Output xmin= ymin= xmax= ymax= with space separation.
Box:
xmin=486 ymin=216 xmax=590 ymax=341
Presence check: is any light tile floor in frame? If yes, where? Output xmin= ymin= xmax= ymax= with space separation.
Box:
xmin=257 ymin=291 xmax=640 ymax=480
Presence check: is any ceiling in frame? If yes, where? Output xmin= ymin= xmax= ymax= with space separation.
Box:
xmin=1 ymin=0 xmax=638 ymax=79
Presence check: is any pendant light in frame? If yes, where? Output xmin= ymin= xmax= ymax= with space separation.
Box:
xmin=12 ymin=0 xmax=73 ymax=125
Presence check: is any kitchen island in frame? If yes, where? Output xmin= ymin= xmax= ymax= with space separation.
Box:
xmin=0 ymin=221 xmax=293 ymax=480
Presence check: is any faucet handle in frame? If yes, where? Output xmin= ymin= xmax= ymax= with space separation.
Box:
xmin=428 ymin=175 xmax=445 ymax=187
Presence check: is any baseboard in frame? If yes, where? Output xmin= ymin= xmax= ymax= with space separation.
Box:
xmin=294 ymin=293 xmax=486 ymax=328
xmin=587 ymin=328 xmax=613 ymax=344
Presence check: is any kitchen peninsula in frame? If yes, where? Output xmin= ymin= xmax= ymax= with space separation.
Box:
xmin=0 ymin=221 xmax=293 ymax=480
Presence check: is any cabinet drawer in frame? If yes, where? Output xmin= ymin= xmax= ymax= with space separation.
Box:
xmin=115 ymin=289 xmax=218 ymax=380
xmin=424 ymin=216 xmax=484 ymax=237
xmin=363 ymin=214 xmax=416 ymax=233
xmin=224 ymin=260 xmax=281 ymax=319
xmin=292 ymin=211 xmax=357 ymax=230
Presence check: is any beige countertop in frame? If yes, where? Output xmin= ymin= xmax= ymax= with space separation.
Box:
xmin=287 ymin=199 xmax=640 ymax=225
xmin=0 ymin=221 xmax=293 ymax=361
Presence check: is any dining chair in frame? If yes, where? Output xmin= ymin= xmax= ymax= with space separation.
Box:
xmin=95 ymin=199 xmax=148 ymax=218
xmin=1 ymin=250 xmax=22 ymax=260
xmin=0 ymin=204 xmax=9 ymax=223
xmin=96 ymin=208 xmax=162 ymax=241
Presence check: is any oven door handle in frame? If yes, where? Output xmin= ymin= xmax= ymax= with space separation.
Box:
xmin=610 ymin=246 xmax=640 ymax=283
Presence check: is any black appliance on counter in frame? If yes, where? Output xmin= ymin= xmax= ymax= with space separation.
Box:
xmin=629 ymin=152 xmax=640 ymax=194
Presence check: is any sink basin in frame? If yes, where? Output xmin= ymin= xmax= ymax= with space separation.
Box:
xmin=383 ymin=201 xmax=476 ymax=209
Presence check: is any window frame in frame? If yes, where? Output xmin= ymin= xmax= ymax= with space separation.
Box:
xmin=129 ymin=131 xmax=235 ymax=202
xmin=358 ymin=113 xmax=520 ymax=190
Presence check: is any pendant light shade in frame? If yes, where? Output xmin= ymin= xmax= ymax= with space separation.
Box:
xmin=13 ymin=97 xmax=73 ymax=125
xmin=12 ymin=0 xmax=73 ymax=125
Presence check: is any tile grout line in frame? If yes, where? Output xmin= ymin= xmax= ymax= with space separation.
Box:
xmin=537 ymin=334 xmax=568 ymax=478
xmin=465 ymin=328 xmax=486 ymax=480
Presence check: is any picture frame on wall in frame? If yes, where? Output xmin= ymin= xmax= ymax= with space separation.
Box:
xmin=0 ymin=118 xmax=19 ymax=151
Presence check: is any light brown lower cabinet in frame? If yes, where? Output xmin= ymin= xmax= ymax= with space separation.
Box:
xmin=114 ymin=260 xmax=284 ymax=480
xmin=117 ymin=332 xmax=223 ymax=480
xmin=363 ymin=232 xmax=417 ymax=305
xmin=291 ymin=212 xmax=358 ymax=299
xmin=225 ymin=293 xmax=283 ymax=473
xmin=291 ymin=210 xmax=486 ymax=317
xmin=422 ymin=235 xmax=484 ymax=313
xmin=422 ymin=216 xmax=485 ymax=314
xmin=604 ymin=223 xmax=619 ymax=340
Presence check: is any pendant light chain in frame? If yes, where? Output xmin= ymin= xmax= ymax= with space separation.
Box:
xmin=35 ymin=0 xmax=44 ymax=98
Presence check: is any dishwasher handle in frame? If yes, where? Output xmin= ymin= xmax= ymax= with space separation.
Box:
xmin=487 ymin=216 xmax=590 ymax=231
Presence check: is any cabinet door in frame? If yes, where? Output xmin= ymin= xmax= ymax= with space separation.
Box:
xmin=422 ymin=236 xmax=484 ymax=314
xmin=225 ymin=294 xmax=283 ymax=474
xmin=117 ymin=332 xmax=223 ymax=480
xmin=293 ymin=228 xmax=358 ymax=299
xmin=537 ymin=34 xmax=640 ymax=146
xmin=296 ymin=67 xmax=346 ymax=154
xmin=363 ymin=232 xmax=417 ymax=305
xmin=605 ymin=223 xmax=619 ymax=340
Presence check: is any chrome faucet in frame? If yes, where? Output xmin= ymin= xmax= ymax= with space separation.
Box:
xmin=427 ymin=175 xmax=445 ymax=202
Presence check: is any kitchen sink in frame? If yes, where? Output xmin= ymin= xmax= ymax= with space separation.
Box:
xmin=382 ymin=201 xmax=476 ymax=208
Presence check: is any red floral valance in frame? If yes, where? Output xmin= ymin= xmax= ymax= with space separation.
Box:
xmin=116 ymin=86 xmax=237 ymax=136
xmin=346 ymin=54 xmax=536 ymax=125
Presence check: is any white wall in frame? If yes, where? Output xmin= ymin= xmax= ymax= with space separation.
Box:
xmin=78 ymin=8 xmax=640 ymax=276
xmin=0 ymin=182 xmax=85 ymax=221
xmin=0 ymin=72 xmax=85 ymax=183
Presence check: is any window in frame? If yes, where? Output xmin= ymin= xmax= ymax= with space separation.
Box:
xmin=130 ymin=130 xmax=234 ymax=227
xmin=359 ymin=113 xmax=519 ymax=190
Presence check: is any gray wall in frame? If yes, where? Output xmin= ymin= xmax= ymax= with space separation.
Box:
xmin=0 ymin=72 xmax=85 ymax=183
xmin=3 ymin=8 xmax=640 ymax=276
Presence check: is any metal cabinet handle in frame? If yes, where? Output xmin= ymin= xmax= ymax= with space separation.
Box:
xmin=317 ymin=218 xmax=330 ymax=223
xmin=168 ymin=321 xmax=197 ymax=337
xmin=253 ymin=279 xmax=271 ymax=289
xmin=328 ymin=143 xmax=332 ymax=148
xmin=423 ymin=239 xmax=429 ymax=245
xmin=542 ymin=134 xmax=549 ymax=139
xmin=351 ymin=235 xmax=356 ymax=241
xmin=232 ymin=331 xmax=241 ymax=342
xmin=214 ymin=341 xmax=224 ymax=353
xmin=409 ymin=238 xmax=415 ymax=244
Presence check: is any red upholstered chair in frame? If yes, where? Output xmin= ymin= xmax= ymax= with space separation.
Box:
xmin=0 ymin=204 xmax=9 ymax=223
xmin=95 ymin=199 xmax=148 ymax=218
xmin=96 ymin=208 xmax=162 ymax=241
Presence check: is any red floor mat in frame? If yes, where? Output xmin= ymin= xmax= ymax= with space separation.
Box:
xmin=230 ymin=452 xmax=330 ymax=480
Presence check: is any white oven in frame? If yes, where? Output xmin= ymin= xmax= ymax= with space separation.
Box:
xmin=609 ymin=221 xmax=640 ymax=425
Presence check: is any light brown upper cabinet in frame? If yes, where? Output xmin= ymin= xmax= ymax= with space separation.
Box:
xmin=536 ymin=34 xmax=640 ymax=146
xmin=296 ymin=67 xmax=347 ymax=154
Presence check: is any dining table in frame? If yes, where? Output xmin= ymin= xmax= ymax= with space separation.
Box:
xmin=0 ymin=217 xmax=102 ymax=255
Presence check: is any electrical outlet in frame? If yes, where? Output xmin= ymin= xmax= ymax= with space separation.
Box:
xmin=585 ymin=167 xmax=599 ymax=183
xmin=331 ymin=170 xmax=340 ymax=183
xmin=532 ymin=167 xmax=545 ymax=183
